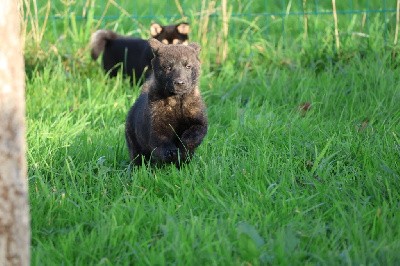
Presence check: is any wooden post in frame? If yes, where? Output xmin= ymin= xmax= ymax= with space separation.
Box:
xmin=303 ymin=0 xmax=308 ymax=42
xmin=332 ymin=0 xmax=340 ymax=52
xmin=0 ymin=0 xmax=30 ymax=265
xmin=221 ymin=0 xmax=229 ymax=62
xmin=394 ymin=0 xmax=400 ymax=45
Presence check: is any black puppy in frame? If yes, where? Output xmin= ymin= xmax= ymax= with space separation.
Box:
xmin=125 ymin=39 xmax=208 ymax=167
xmin=90 ymin=23 xmax=190 ymax=84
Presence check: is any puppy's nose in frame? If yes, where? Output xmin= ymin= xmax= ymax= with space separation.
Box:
xmin=174 ymin=80 xmax=185 ymax=86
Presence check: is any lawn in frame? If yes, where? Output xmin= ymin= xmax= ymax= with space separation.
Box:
xmin=26 ymin=0 xmax=400 ymax=265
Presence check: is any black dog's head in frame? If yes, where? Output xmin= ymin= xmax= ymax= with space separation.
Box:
xmin=149 ymin=38 xmax=201 ymax=96
xmin=150 ymin=23 xmax=190 ymax=45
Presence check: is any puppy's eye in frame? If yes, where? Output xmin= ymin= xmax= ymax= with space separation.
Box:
xmin=165 ymin=66 xmax=172 ymax=71
xmin=185 ymin=65 xmax=192 ymax=69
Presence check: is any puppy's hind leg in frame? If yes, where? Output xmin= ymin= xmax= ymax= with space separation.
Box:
xmin=125 ymin=130 xmax=143 ymax=166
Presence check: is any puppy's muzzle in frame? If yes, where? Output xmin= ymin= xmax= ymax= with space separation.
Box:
xmin=173 ymin=80 xmax=186 ymax=86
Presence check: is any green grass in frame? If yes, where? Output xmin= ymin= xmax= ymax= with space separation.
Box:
xmin=26 ymin=0 xmax=400 ymax=265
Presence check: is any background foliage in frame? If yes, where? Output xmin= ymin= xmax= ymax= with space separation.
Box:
xmin=25 ymin=0 xmax=400 ymax=264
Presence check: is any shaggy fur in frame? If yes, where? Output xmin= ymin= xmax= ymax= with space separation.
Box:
xmin=90 ymin=23 xmax=190 ymax=84
xmin=125 ymin=39 xmax=207 ymax=167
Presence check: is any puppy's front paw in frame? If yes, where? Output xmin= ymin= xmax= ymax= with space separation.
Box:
xmin=164 ymin=148 xmax=178 ymax=162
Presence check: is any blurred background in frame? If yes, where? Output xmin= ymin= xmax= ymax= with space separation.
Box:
xmin=22 ymin=0 xmax=400 ymax=72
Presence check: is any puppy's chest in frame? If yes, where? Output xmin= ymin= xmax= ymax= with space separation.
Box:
xmin=151 ymin=97 xmax=197 ymax=124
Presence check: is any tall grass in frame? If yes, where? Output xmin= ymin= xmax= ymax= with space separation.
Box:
xmin=23 ymin=0 xmax=400 ymax=70
xmin=25 ymin=0 xmax=400 ymax=264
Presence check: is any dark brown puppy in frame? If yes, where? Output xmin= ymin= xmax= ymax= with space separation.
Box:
xmin=125 ymin=39 xmax=208 ymax=167
xmin=90 ymin=23 xmax=190 ymax=84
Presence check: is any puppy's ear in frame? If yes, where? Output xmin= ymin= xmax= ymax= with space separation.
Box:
xmin=148 ymin=38 xmax=164 ymax=55
xmin=150 ymin=23 xmax=163 ymax=37
xmin=188 ymin=42 xmax=201 ymax=54
xmin=176 ymin=23 xmax=190 ymax=35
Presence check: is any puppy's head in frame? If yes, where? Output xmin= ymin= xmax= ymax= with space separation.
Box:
xmin=149 ymin=38 xmax=201 ymax=95
xmin=150 ymin=23 xmax=190 ymax=45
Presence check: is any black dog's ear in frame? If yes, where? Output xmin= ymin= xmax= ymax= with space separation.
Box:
xmin=148 ymin=38 xmax=164 ymax=55
xmin=188 ymin=42 xmax=201 ymax=54
xmin=176 ymin=23 xmax=190 ymax=35
xmin=150 ymin=23 xmax=163 ymax=37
